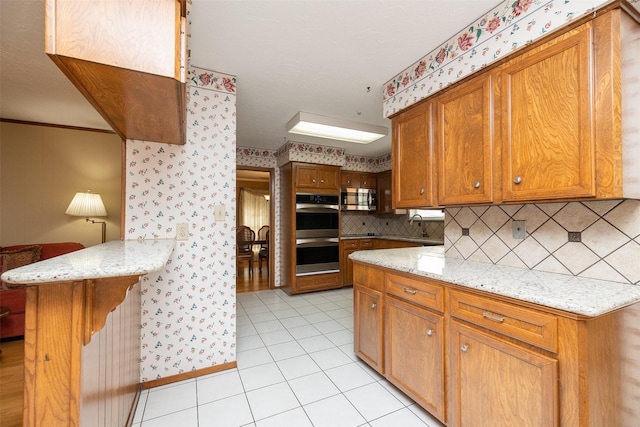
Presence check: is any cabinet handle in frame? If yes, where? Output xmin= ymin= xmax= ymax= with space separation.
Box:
xmin=474 ymin=181 xmax=481 ymax=189
xmin=312 ymin=179 xmax=316 ymax=183
xmin=320 ymin=179 xmax=324 ymax=183
xmin=426 ymin=329 xmax=433 ymax=336
xmin=419 ymin=188 xmax=425 ymax=195
xmin=403 ymin=287 xmax=417 ymax=295
xmin=514 ymin=176 xmax=522 ymax=184
xmin=371 ymin=303 xmax=377 ymax=309
xmin=461 ymin=344 xmax=469 ymax=352
xmin=482 ymin=311 xmax=505 ymax=323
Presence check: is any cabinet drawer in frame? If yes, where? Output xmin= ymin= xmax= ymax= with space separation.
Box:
xmin=449 ymin=290 xmax=558 ymax=353
xmin=386 ymin=273 xmax=444 ymax=313
xmin=360 ymin=239 xmax=374 ymax=249
xmin=343 ymin=240 xmax=359 ymax=250
xmin=297 ymin=272 xmax=341 ymax=292
xmin=353 ymin=264 xmax=385 ymax=292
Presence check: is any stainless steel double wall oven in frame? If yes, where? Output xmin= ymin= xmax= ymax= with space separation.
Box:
xmin=295 ymin=193 xmax=340 ymax=275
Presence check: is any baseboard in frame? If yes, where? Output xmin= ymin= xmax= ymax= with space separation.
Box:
xmin=140 ymin=361 xmax=238 ymax=390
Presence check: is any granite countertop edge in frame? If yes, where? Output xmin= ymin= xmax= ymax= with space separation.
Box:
xmin=1 ymin=239 xmax=176 ymax=285
xmin=349 ymin=246 xmax=640 ymax=317
xmin=341 ymin=234 xmax=444 ymax=245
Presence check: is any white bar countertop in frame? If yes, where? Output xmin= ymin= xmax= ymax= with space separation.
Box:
xmin=1 ymin=239 xmax=175 ymax=285
xmin=350 ymin=246 xmax=640 ymax=317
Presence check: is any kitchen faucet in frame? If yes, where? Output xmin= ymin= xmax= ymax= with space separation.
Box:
xmin=409 ymin=213 xmax=423 ymax=225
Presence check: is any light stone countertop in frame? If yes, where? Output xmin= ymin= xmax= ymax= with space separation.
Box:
xmin=341 ymin=234 xmax=444 ymax=246
xmin=349 ymin=246 xmax=640 ymax=317
xmin=1 ymin=239 xmax=176 ymax=285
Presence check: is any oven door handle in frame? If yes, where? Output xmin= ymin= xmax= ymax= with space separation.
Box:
xmin=295 ymin=204 xmax=340 ymax=212
xmin=296 ymin=238 xmax=339 ymax=247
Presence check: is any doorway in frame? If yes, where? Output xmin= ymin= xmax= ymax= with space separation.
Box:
xmin=236 ymin=167 xmax=273 ymax=293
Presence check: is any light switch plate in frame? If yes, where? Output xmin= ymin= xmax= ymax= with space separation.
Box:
xmin=176 ymin=223 xmax=189 ymax=240
xmin=512 ymin=220 xmax=526 ymax=239
xmin=214 ymin=204 xmax=226 ymax=221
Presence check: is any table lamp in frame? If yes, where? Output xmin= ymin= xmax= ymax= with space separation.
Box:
xmin=65 ymin=191 xmax=108 ymax=243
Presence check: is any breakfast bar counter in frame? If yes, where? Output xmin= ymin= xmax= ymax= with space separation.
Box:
xmin=0 ymin=239 xmax=175 ymax=427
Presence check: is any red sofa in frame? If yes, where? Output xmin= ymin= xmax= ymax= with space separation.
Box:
xmin=0 ymin=242 xmax=85 ymax=339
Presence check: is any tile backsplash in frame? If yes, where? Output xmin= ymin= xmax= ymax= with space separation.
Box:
xmin=444 ymin=199 xmax=640 ymax=285
xmin=342 ymin=211 xmax=444 ymax=241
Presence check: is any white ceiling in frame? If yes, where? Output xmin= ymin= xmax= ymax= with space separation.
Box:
xmin=1 ymin=0 xmax=501 ymax=157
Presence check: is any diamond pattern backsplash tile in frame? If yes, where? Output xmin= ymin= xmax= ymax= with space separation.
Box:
xmin=445 ymin=199 xmax=640 ymax=285
xmin=341 ymin=212 xmax=444 ymax=240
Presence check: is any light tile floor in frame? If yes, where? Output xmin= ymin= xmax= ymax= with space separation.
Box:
xmin=133 ymin=287 xmax=445 ymax=427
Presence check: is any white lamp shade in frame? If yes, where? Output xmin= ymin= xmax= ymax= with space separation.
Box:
xmin=65 ymin=192 xmax=107 ymax=217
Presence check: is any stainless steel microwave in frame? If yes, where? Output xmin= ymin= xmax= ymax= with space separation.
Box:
xmin=341 ymin=188 xmax=377 ymax=211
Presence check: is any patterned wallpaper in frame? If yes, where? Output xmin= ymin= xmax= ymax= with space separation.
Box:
xmin=277 ymin=141 xmax=346 ymax=167
xmin=383 ymin=0 xmax=640 ymax=117
xmin=126 ymin=66 xmax=237 ymax=381
xmin=445 ymin=200 xmax=640 ymax=285
xmin=344 ymin=153 xmax=392 ymax=173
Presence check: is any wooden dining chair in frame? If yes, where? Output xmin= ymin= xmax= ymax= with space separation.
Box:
xmin=236 ymin=226 xmax=255 ymax=276
xmin=258 ymin=227 xmax=269 ymax=272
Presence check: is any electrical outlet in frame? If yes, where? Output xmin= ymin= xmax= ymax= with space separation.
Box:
xmin=512 ymin=220 xmax=526 ymax=239
xmin=176 ymin=223 xmax=189 ymax=241
xmin=214 ymin=204 xmax=226 ymax=221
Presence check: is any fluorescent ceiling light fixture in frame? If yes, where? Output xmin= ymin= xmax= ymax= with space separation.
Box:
xmin=286 ymin=112 xmax=387 ymax=144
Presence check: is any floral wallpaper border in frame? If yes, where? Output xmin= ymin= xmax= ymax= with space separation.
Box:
xmin=344 ymin=153 xmax=392 ymax=173
xmin=276 ymin=141 xmax=346 ymax=167
xmin=383 ymin=0 xmax=640 ymax=117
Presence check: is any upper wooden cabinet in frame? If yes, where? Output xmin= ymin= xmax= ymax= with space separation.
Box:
xmin=295 ymin=163 xmax=340 ymax=191
xmin=392 ymin=101 xmax=435 ymax=208
xmin=435 ymin=71 xmax=496 ymax=205
xmin=392 ymin=4 xmax=640 ymax=207
xmin=44 ymin=0 xmax=187 ymax=145
xmin=340 ymin=171 xmax=376 ymax=189
xmin=500 ymin=17 xmax=595 ymax=202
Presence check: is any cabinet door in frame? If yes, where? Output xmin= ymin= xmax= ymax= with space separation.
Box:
xmin=376 ymin=170 xmax=392 ymax=214
xmin=359 ymin=173 xmax=376 ymax=189
xmin=295 ymin=164 xmax=319 ymax=188
xmin=342 ymin=248 xmax=357 ymax=286
xmin=500 ymin=23 xmax=595 ymax=202
xmin=392 ymin=101 xmax=434 ymax=207
xmin=354 ymin=284 xmax=384 ymax=374
xmin=341 ymin=171 xmax=358 ymax=188
xmin=317 ymin=166 xmax=339 ymax=190
xmin=448 ymin=321 xmax=558 ymax=427
xmin=436 ymin=72 xmax=494 ymax=205
xmin=386 ymin=297 xmax=445 ymax=422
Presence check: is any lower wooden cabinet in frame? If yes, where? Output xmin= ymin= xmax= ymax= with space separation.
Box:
xmin=352 ymin=261 xmax=640 ymax=426
xmin=341 ymin=239 xmax=373 ymax=286
xmin=296 ymin=272 xmax=341 ymax=293
xmin=373 ymin=239 xmax=422 ymax=250
xmin=354 ymin=284 xmax=384 ymax=373
xmin=448 ymin=321 xmax=558 ymax=427
xmin=386 ymin=297 xmax=445 ymax=422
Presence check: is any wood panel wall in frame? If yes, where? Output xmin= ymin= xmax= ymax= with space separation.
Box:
xmin=23 ymin=276 xmax=141 ymax=427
